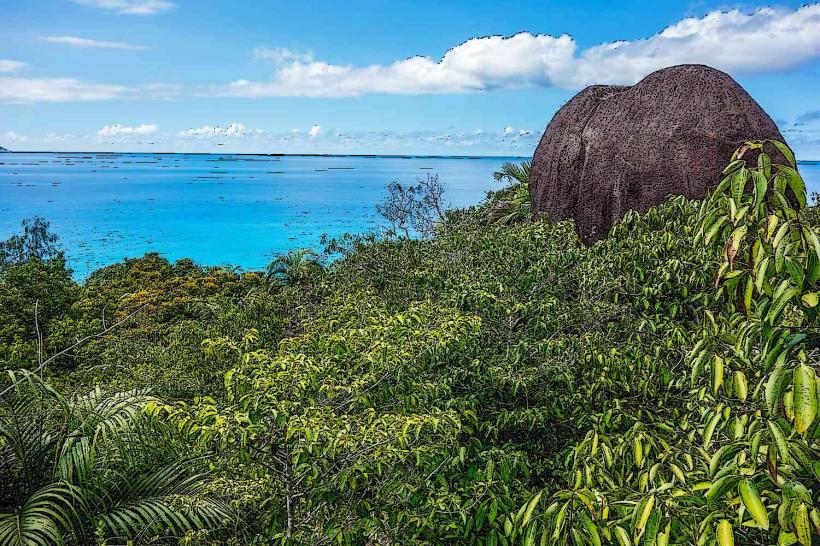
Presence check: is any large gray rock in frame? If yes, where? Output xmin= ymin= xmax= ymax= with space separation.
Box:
xmin=530 ymin=64 xmax=785 ymax=244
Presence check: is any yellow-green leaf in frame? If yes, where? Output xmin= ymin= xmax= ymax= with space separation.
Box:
xmin=521 ymin=490 xmax=542 ymax=527
xmin=793 ymin=502 xmax=811 ymax=546
xmin=712 ymin=356 xmax=724 ymax=394
xmin=739 ymin=479 xmax=769 ymax=530
xmin=635 ymin=495 xmax=655 ymax=538
xmin=716 ymin=519 xmax=734 ymax=546
xmin=793 ymin=364 xmax=817 ymax=434
xmin=614 ymin=526 xmax=632 ymax=546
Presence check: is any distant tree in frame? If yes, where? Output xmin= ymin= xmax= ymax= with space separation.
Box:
xmin=0 ymin=217 xmax=62 ymax=270
xmin=377 ymin=174 xmax=448 ymax=238
xmin=265 ymin=249 xmax=323 ymax=287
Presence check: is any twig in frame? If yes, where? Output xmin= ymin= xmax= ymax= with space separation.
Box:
xmin=34 ymin=299 xmax=43 ymax=370
xmin=0 ymin=303 xmax=149 ymax=397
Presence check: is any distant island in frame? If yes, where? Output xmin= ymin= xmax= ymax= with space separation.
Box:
xmin=0 ymin=146 xmax=9 ymax=152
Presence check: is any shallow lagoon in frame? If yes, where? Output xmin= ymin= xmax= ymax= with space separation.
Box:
xmin=0 ymin=152 xmax=521 ymax=278
xmin=2 ymin=152 xmax=818 ymax=279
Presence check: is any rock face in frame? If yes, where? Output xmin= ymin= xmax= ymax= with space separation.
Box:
xmin=530 ymin=64 xmax=785 ymax=244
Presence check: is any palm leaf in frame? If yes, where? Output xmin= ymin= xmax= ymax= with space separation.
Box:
xmin=493 ymin=161 xmax=532 ymax=185
xmin=0 ymin=482 xmax=87 ymax=546
xmin=97 ymin=461 xmax=229 ymax=540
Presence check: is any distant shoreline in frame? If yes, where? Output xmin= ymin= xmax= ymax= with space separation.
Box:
xmin=1 ymin=150 xmax=817 ymax=163
xmin=0 ymin=150 xmax=529 ymax=160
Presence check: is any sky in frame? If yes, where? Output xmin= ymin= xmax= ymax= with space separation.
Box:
xmin=1 ymin=0 xmax=819 ymax=157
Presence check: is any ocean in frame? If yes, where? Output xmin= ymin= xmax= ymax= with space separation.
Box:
xmin=2 ymin=152 xmax=819 ymax=279
xmin=0 ymin=152 xmax=521 ymax=278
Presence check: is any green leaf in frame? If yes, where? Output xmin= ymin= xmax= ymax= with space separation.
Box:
xmin=767 ymin=420 xmax=791 ymax=464
xmin=793 ymin=364 xmax=817 ymax=434
xmin=770 ymin=140 xmax=796 ymax=168
xmin=739 ymin=479 xmax=769 ymax=531
xmin=521 ymin=490 xmax=542 ymax=528
xmin=711 ymin=356 xmax=724 ymax=394
xmin=716 ymin=519 xmax=734 ymax=546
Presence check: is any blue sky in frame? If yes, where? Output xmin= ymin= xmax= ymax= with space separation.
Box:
xmin=1 ymin=0 xmax=819 ymax=157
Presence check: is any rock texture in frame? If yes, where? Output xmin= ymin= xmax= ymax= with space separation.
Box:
xmin=530 ymin=64 xmax=785 ymax=244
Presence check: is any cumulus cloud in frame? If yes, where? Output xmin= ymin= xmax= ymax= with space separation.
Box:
xmin=0 ymin=60 xmax=24 ymax=73
xmin=71 ymin=0 xmax=174 ymax=15
xmin=254 ymin=47 xmax=314 ymax=65
xmin=97 ymin=124 xmax=158 ymax=138
xmin=308 ymin=124 xmax=322 ymax=137
xmin=219 ymin=4 xmax=820 ymax=97
xmin=0 ymin=77 xmax=128 ymax=102
xmin=42 ymin=35 xmax=146 ymax=50
xmin=178 ymin=123 xmax=247 ymax=138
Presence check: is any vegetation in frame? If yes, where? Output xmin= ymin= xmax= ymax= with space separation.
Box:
xmin=0 ymin=142 xmax=817 ymax=545
xmin=376 ymin=174 xmax=448 ymax=238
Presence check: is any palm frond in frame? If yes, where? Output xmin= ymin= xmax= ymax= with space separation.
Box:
xmin=97 ymin=461 xmax=229 ymax=540
xmin=492 ymin=161 xmax=532 ymax=185
xmin=265 ymin=249 xmax=321 ymax=286
xmin=55 ymin=388 xmax=155 ymax=483
xmin=0 ymin=482 xmax=87 ymax=546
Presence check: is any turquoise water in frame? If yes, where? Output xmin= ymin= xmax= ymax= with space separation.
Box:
xmin=1 ymin=152 xmax=818 ymax=279
xmin=0 ymin=152 xmax=521 ymax=278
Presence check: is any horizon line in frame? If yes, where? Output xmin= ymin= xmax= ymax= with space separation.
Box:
xmin=0 ymin=149 xmax=530 ymax=160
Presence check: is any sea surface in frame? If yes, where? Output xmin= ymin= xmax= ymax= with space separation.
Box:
xmin=0 ymin=152 xmax=521 ymax=278
xmin=2 ymin=152 xmax=819 ymax=280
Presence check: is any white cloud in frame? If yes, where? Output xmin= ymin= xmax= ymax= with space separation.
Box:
xmin=71 ymin=0 xmax=174 ymax=15
xmin=178 ymin=123 xmax=247 ymax=138
xmin=500 ymin=126 xmax=532 ymax=141
xmin=566 ymin=5 xmax=820 ymax=86
xmin=97 ymin=123 xmax=158 ymax=138
xmin=254 ymin=47 xmax=314 ymax=65
xmin=308 ymin=124 xmax=322 ymax=137
xmin=0 ymin=77 xmax=128 ymax=102
xmin=42 ymin=35 xmax=146 ymax=50
xmin=0 ymin=60 xmax=24 ymax=73
xmin=4 ymin=131 xmax=29 ymax=142
xmin=219 ymin=4 xmax=820 ymax=97
xmin=0 ymin=77 xmax=180 ymax=103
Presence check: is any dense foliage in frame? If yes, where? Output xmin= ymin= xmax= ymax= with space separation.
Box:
xmin=0 ymin=142 xmax=817 ymax=545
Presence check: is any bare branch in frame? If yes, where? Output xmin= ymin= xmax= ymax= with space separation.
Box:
xmin=0 ymin=303 xmax=149 ymax=397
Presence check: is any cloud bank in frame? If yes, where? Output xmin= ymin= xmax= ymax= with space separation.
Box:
xmin=42 ymin=36 xmax=146 ymax=50
xmin=221 ymin=4 xmax=820 ymax=97
xmin=4 ymin=124 xmax=540 ymax=155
